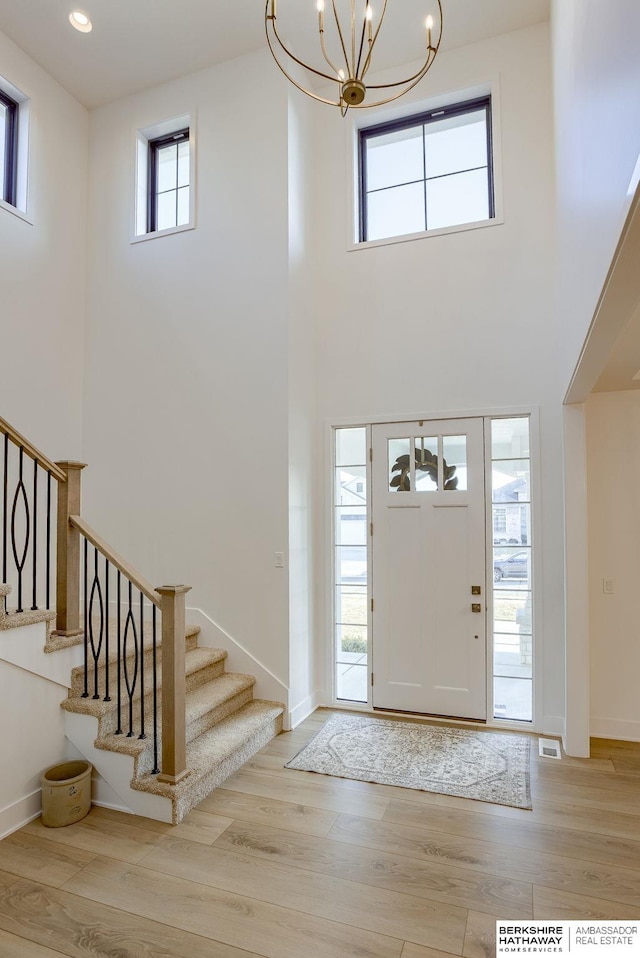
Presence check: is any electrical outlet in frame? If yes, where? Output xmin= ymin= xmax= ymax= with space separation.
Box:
xmin=603 ymin=578 xmax=614 ymax=594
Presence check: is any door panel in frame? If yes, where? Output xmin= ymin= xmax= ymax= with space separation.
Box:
xmin=372 ymin=418 xmax=486 ymax=719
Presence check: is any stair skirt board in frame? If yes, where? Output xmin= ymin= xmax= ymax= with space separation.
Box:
xmin=62 ymin=629 xmax=284 ymax=824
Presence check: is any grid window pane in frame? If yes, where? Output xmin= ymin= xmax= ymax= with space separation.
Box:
xmin=494 ymin=677 xmax=532 ymax=722
xmin=177 ymin=186 xmax=190 ymax=226
xmin=424 ymin=111 xmax=487 ymax=178
xmin=337 ymin=663 xmax=367 ymax=702
xmin=336 ymin=465 xmax=366 ymax=504
xmin=367 ymin=182 xmax=425 ymax=242
xmin=426 ymin=168 xmax=489 ymax=230
xmin=177 ymin=140 xmax=189 ymax=187
xmin=157 ymin=191 xmax=177 ymax=232
xmin=366 ymin=126 xmax=424 ymax=192
xmin=492 ymin=418 xmax=530 ymax=459
xmin=157 ymin=144 xmax=178 ymax=193
xmin=336 ymin=427 xmax=366 ymax=466
xmin=335 ymin=507 xmax=367 ymax=546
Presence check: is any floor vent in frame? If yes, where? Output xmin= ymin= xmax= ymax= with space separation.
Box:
xmin=538 ymin=738 xmax=561 ymax=759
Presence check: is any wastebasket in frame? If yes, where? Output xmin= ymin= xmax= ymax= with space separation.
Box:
xmin=41 ymin=760 xmax=92 ymax=827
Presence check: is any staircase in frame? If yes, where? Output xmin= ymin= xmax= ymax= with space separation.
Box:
xmin=0 ymin=416 xmax=285 ymax=826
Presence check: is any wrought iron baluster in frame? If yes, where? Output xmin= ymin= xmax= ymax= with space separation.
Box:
xmin=152 ymin=603 xmax=159 ymax=774
xmin=123 ymin=579 xmax=139 ymax=737
xmin=46 ymin=470 xmax=51 ymax=609
xmin=82 ymin=537 xmax=89 ymax=697
xmin=139 ymin=592 xmax=146 ymax=740
xmin=115 ymin=570 xmax=123 ymax=734
xmin=11 ymin=446 xmax=30 ymax=613
xmin=2 ymin=433 xmax=7 ymax=593
xmin=104 ymin=557 xmax=111 ymax=702
xmin=31 ymin=459 xmax=38 ymax=610
xmin=88 ymin=546 xmax=105 ymax=700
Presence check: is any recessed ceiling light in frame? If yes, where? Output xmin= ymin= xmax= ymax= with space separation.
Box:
xmin=69 ymin=10 xmax=92 ymax=32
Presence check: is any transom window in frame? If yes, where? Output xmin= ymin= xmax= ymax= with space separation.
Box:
xmin=148 ymin=128 xmax=190 ymax=234
xmin=0 ymin=88 xmax=18 ymax=206
xmin=358 ymin=96 xmax=494 ymax=243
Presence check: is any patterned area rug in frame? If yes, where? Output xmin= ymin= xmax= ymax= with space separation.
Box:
xmin=286 ymin=713 xmax=532 ymax=809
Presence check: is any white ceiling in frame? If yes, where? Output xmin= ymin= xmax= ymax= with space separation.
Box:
xmin=0 ymin=0 xmax=549 ymax=109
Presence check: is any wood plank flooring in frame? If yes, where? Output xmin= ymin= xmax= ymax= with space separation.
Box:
xmin=0 ymin=712 xmax=638 ymax=957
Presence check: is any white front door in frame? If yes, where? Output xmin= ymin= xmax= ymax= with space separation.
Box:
xmin=371 ymin=418 xmax=487 ymax=719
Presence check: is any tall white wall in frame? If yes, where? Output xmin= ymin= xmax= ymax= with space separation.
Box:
xmin=287 ymin=90 xmax=320 ymax=722
xmin=83 ymin=52 xmax=292 ymax=685
xmin=553 ymin=0 xmax=640 ymax=383
xmin=311 ymin=23 xmax=565 ymax=727
xmin=586 ymin=390 xmax=640 ymax=741
xmin=0 ymin=28 xmax=87 ymax=458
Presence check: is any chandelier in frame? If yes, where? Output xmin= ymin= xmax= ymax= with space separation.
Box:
xmin=265 ymin=0 xmax=442 ymax=115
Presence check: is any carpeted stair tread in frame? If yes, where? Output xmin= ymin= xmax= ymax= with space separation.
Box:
xmin=185 ymin=671 xmax=255 ymax=726
xmin=0 ymin=584 xmax=11 ymax=598
xmin=63 ymin=647 xmax=228 ymax=716
xmin=0 ymin=608 xmax=56 ymax=630
xmin=133 ymin=699 xmax=284 ymax=820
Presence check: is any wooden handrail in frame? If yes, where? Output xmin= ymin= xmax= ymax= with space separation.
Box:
xmin=0 ymin=417 xmax=67 ymax=482
xmin=69 ymin=515 xmax=161 ymax=608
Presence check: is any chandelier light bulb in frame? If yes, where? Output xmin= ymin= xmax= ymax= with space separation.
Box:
xmin=426 ymin=14 xmax=434 ymax=29
xmin=366 ymin=5 xmax=373 ymax=20
xmin=316 ymin=0 xmax=325 ymax=11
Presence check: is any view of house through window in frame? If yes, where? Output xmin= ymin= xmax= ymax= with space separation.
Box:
xmin=491 ymin=416 xmax=533 ymax=722
xmin=334 ymin=427 xmax=368 ymax=703
xmin=359 ymin=96 xmax=493 ymax=243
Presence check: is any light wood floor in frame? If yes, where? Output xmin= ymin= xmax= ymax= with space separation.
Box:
xmin=1 ymin=710 xmax=639 ymax=958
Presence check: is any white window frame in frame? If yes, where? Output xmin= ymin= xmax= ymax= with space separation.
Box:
xmin=132 ymin=112 xmax=196 ymax=243
xmin=0 ymin=73 xmax=31 ymax=224
xmin=346 ymin=80 xmax=504 ymax=252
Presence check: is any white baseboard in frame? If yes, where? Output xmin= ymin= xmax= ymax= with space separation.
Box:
xmin=590 ymin=716 xmax=640 ymax=742
xmin=289 ymin=691 xmax=324 ymax=729
xmin=542 ymin=715 xmax=565 ymax=737
xmin=0 ymin=789 xmax=42 ymax=839
xmin=187 ymin=606 xmax=289 ymax=712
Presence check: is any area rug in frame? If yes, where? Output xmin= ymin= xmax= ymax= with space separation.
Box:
xmin=285 ymin=714 xmax=532 ymax=809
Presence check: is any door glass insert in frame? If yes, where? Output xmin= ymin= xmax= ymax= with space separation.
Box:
xmin=388 ymin=438 xmax=412 ymax=492
xmin=413 ymin=437 xmax=438 ymax=491
xmin=491 ymin=417 xmax=532 ymax=722
xmin=442 ymin=435 xmax=467 ymax=491
xmin=334 ymin=427 xmax=368 ymax=704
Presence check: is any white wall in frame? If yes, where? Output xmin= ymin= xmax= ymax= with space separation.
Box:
xmin=83 ymin=51 xmax=292 ymax=687
xmin=553 ymin=0 xmax=640 ymax=385
xmin=311 ymin=23 xmax=565 ymax=727
xmin=287 ymin=90 xmax=320 ymax=723
xmin=586 ymin=390 xmax=640 ymax=741
xmin=0 ymin=28 xmax=87 ymax=459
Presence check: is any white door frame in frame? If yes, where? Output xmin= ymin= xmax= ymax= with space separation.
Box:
xmin=327 ymin=405 xmax=543 ymax=734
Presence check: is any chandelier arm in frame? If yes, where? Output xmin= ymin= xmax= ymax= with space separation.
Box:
xmin=351 ymin=0 xmax=356 ymax=76
xmin=355 ymin=4 xmax=369 ymax=79
xmin=350 ymin=61 xmax=440 ymax=108
xmin=365 ymin=52 xmax=435 ymax=90
xmin=360 ymin=0 xmax=388 ymax=79
xmin=266 ymin=24 xmax=344 ymax=106
xmin=330 ymin=0 xmax=351 ymax=76
xmin=319 ymin=27 xmax=343 ymax=79
xmin=268 ymin=15 xmax=340 ymax=84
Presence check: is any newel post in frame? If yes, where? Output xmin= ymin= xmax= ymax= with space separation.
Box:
xmin=53 ymin=461 xmax=87 ymax=637
xmin=156 ymin=584 xmax=191 ymax=784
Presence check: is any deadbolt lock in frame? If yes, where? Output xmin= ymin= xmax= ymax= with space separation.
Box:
xmin=471 ymin=585 xmax=481 ymax=595
xmin=471 ymin=603 xmax=482 ymax=613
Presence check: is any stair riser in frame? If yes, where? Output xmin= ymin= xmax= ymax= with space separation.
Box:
xmin=186 ymin=686 xmax=255 ymax=744
xmin=70 ymin=633 xmax=199 ymax=695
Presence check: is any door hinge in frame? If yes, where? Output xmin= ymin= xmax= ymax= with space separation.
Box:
xmin=370 ymin=521 xmax=373 ymax=536
xmin=371 ymin=671 xmax=374 ymax=686
xmin=369 ymin=446 xmax=373 ymax=462
xmin=371 ymin=597 xmax=374 ymax=612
